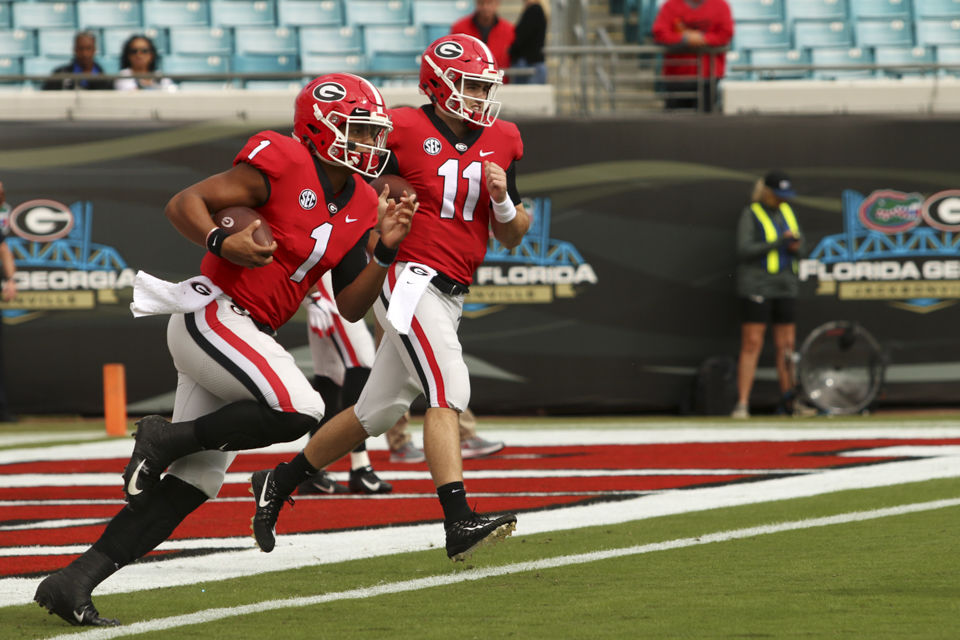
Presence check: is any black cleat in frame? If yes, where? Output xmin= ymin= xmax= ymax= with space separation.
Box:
xmin=297 ymin=470 xmax=349 ymax=495
xmin=34 ymin=570 xmax=120 ymax=627
xmin=445 ymin=511 xmax=517 ymax=561
xmin=122 ymin=415 xmax=174 ymax=507
xmin=348 ymin=465 xmax=393 ymax=494
xmin=251 ymin=469 xmax=293 ymax=553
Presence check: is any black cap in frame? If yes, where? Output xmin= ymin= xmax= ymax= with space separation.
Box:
xmin=764 ymin=170 xmax=796 ymax=199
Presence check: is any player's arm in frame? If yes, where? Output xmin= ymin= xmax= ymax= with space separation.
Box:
xmin=485 ymin=160 xmax=530 ymax=249
xmin=332 ymin=186 xmax=416 ymax=322
xmin=0 ymin=240 xmax=16 ymax=302
xmin=164 ymin=162 xmax=278 ymax=268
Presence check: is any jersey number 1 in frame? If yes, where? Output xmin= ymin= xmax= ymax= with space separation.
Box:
xmin=290 ymin=223 xmax=333 ymax=283
xmin=438 ymin=159 xmax=482 ymax=222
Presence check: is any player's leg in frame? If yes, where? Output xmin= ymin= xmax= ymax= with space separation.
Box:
xmin=251 ymin=330 xmax=421 ymax=552
xmin=376 ymin=285 xmax=516 ymax=560
xmin=35 ymin=369 xmax=226 ymax=626
xmin=122 ymin=300 xmax=324 ymax=504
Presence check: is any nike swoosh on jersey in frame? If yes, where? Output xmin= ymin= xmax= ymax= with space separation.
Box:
xmin=345 ymin=215 xmax=358 ymax=223
xmin=126 ymin=459 xmax=147 ymax=496
xmin=258 ymin=473 xmax=273 ymax=507
xmin=479 ymin=150 xmax=494 ymax=157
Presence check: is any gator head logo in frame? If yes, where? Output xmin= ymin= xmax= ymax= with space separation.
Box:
xmin=858 ymin=190 xmax=923 ymax=234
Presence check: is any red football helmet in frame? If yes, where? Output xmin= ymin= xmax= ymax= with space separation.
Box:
xmin=293 ymin=73 xmax=393 ymax=177
xmin=419 ymin=34 xmax=503 ymax=127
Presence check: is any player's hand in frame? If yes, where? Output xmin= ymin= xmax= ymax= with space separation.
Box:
xmin=683 ymin=30 xmax=706 ymax=46
xmin=379 ymin=191 xmax=417 ymax=249
xmin=484 ymin=161 xmax=508 ymax=205
xmin=221 ymin=220 xmax=277 ymax=268
xmin=305 ymin=293 xmax=337 ymax=337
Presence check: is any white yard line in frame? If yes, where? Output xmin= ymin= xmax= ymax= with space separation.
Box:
xmin=41 ymin=496 xmax=960 ymax=640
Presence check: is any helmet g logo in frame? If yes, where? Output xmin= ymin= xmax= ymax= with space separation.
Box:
xmin=434 ymin=41 xmax=464 ymax=59
xmin=313 ymin=82 xmax=347 ymax=102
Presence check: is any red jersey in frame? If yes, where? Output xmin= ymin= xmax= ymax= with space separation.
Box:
xmin=450 ymin=14 xmax=515 ymax=77
xmin=201 ymin=131 xmax=378 ymax=329
xmin=386 ymin=106 xmax=523 ymax=285
xmin=652 ymin=0 xmax=733 ymax=78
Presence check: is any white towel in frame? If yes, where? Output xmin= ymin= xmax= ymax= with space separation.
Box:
xmin=129 ymin=271 xmax=223 ymax=318
xmin=386 ymin=262 xmax=437 ymax=335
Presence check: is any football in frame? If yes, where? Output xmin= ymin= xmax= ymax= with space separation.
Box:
xmin=212 ymin=206 xmax=274 ymax=246
xmin=370 ymin=174 xmax=417 ymax=203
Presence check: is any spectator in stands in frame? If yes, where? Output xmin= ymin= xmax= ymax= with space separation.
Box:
xmin=115 ymin=34 xmax=176 ymax=92
xmin=652 ymin=0 xmax=733 ymax=112
xmin=509 ymin=0 xmax=548 ymax=84
xmin=42 ymin=31 xmax=113 ymax=91
xmin=732 ymin=171 xmax=804 ymax=419
xmin=451 ymin=0 xmax=514 ymax=76
xmin=0 ymin=181 xmax=17 ymax=423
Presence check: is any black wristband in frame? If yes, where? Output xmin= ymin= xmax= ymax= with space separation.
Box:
xmin=372 ymin=239 xmax=398 ymax=268
xmin=206 ymin=227 xmax=229 ymax=257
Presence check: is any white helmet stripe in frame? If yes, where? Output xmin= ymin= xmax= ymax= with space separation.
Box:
xmin=470 ymin=35 xmax=497 ymax=69
xmin=357 ymin=75 xmax=386 ymax=112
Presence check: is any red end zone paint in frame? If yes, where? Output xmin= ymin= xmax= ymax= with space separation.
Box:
xmin=2 ymin=438 xmax=959 ymax=578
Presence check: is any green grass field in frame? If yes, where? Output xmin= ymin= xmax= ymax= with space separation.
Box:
xmin=3 ymin=416 xmax=960 ymax=639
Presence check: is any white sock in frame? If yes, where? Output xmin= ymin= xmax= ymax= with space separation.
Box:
xmin=350 ymin=450 xmax=371 ymax=470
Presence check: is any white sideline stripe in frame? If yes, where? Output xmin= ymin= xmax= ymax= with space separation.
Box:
xmin=5 ymin=426 xmax=960 ymax=462
xmin=840 ymin=445 xmax=960 ymax=457
xmin=0 ymin=468 xmax=809 ymax=487
xmin=43 ymin=497 xmax=960 ymax=640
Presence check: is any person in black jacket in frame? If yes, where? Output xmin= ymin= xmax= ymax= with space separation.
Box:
xmin=508 ymin=0 xmax=548 ymax=84
xmin=42 ymin=31 xmax=113 ymax=91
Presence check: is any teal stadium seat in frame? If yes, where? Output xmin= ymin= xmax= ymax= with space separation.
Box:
xmin=733 ymin=21 xmax=790 ymax=49
xmin=143 ymin=0 xmax=210 ymax=27
xmin=231 ymin=52 xmax=298 ymax=73
xmin=277 ymin=0 xmax=342 ymax=26
xmin=299 ymin=25 xmax=362 ymax=54
xmin=811 ymin=46 xmax=874 ymax=78
xmin=0 ymin=3 xmax=9 ymax=29
xmin=728 ymin=0 xmax=784 ymax=22
xmin=210 ymin=0 xmax=276 ymax=27
xmin=76 ymin=1 xmax=142 ymax=28
xmin=0 ymin=53 xmax=20 ymax=77
xmin=916 ymin=19 xmax=960 ymax=46
xmin=301 ymin=51 xmax=366 ymax=74
xmin=169 ymin=26 xmax=234 ymax=55
xmin=915 ymin=0 xmax=960 ymax=18
xmin=13 ymin=1 xmax=76 ymax=29
xmin=412 ymin=0 xmax=470 ymax=27
xmin=850 ymin=0 xmax=913 ymax=19
xmin=363 ymin=25 xmax=424 ymax=55
xmin=749 ymin=47 xmax=811 ymax=79
xmin=785 ymin=0 xmax=849 ymax=23
xmin=936 ymin=45 xmax=960 ymax=76
xmin=162 ymin=52 xmax=231 ymax=87
xmin=855 ymin=19 xmax=915 ymax=47
xmin=24 ymin=54 xmax=71 ymax=77
xmin=345 ymin=0 xmax=411 ymax=26
xmin=794 ymin=20 xmax=854 ymax=48
xmin=38 ymin=27 xmax=88 ymax=57
xmin=234 ymin=26 xmax=298 ymax=55
xmin=873 ymin=45 xmax=935 ymax=77
xmin=0 ymin=28 xmax=35 ymax=57
xmin=723 ymin=49 xmax=750 ymax=80
xmin=102 ymin=26 xmax=168 ymax=56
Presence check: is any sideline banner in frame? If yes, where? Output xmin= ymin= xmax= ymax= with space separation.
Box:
xmin=3 ymin=116 xmax=960 ymax=415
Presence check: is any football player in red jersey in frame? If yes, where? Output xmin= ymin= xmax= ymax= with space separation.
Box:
xmin=250 ymin=34 xmax=531 ymax=561
xmin=33 ymin=73 xmax=416 ymax=627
